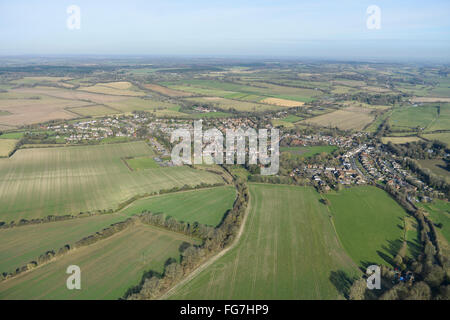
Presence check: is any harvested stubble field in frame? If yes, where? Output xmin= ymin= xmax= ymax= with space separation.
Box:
xmin=301 ymin=106 xmax=375 ymax=131
xmin=0 ymin=93 xmax=87 ymax=126
xmin=68 ymin=105 xmax=119 ymax=117
xmin=0 ymin=224 xmax=199 ymax=300
xmin=14 ymin=86 xmax=129 ymax=104
xmin=0 ymin=214 xmax=128 ymax=274
xmin=144 ymin=84 xmax=194 ymax=97
xmin=78 ymin=81 xmax=146 ymax=97
xmin=260 ymin=97 xmax=304 ymax=107
xmin=0 ymin=139 xmax=17 ymax=157
xmin=0 ymin=141 xmax=223 ymax=222
xmin=104 ymin=97 xmax=179 ymax=113
xmin=122 ymin=186 xmax=237 ymax=226
xmin=170 ymin=184 xmax=359 ymax=300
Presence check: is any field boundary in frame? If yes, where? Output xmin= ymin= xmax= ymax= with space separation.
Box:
xmin=159 ymin=184 xmax=252 ymax=299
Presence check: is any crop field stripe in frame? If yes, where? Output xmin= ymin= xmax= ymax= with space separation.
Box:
xmin=169 ymin=184 xmax=359 ymax=299
xmin=0 ymin=224 xmax=199 ymax=299
xmin=0 ymin=142 xmax=223 ymax=222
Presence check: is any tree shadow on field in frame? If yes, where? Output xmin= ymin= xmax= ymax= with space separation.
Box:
xmin=329 ymin=270 xmax=357 ymax=299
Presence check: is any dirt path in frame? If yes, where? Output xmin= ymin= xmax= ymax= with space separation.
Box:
xmin=159 ymin=189 xmax=252 ymax=300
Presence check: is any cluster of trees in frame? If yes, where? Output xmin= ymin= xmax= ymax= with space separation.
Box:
xmin=342 ymin=92 xmax=406 ymax=105
xmin=139 ymin=212 xmax=215 ymax=239
xmin=402 ymin=158 xmax=450 ymax=198
xmin=125 ymin=180 xmax=249 ymax=300
xmin=248 ymin=174 xmax=308 ymax=186
xmin=0 ymin=211 xmax=99 ymax=230
xmin=387 ymin=140 xmax=448 ymax=159
xmin=378 ymin=207 xmax=449 ymax=300
xmin=19 ymin=131 xmax=61 ymax=145
xmin=74 ymin=218 xmax=137 ymax=248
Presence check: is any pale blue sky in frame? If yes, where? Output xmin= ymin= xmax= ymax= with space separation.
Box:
xmin=0 ymin=0 xmax=449 ymax=61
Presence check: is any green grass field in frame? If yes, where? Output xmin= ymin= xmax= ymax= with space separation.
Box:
xmin=280 ymin=145 xmax=338 ymax=158
xmin=389 ymin=105 xmax=438 ymax=130
xmin=170 ymin=184 xmax=359 ymax=299
xmin=426 ymin=103 xmax=450 ymax=131
xmin=282 ymin=115 xmax=303 ymax=123
xmin=0 ymin=224 xmax=199 ymax=300
xmin=0 ymin=214 xmax=128 ymax=274
xmin=325 ymin=186 xmax=413 ymax=267
xmin=417 ymin=200 xmax=450 ymax=243
xmin=0 ymin=141 xmax=223 ymax=222
xmin=0 ymin=132 xmax=25 ymax=139
xmin=422 ymin=132 xmax=450 ymax=146
xmin=125 ymin=156 xmax=160 ymax=170
xmin=418 ymin=159 xmax=450 ymax=178
xmin=122 ymin=186 xmax=236 ymax=226
xmin=388 ymin=104 xmax=450 ymax=132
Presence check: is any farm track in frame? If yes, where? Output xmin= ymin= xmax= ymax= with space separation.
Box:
xmin=159 ymin=185 xmax=250 ymax=300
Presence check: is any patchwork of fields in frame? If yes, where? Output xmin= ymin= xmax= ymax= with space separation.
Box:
xmin=0 ymin=214 xmax=128 ymax=274
xmin=0 ymin=224 xmax=199 ymax=300
xmin=170 ymin=184 xmax=359 ymax=300
xmin=0 ymin=141 xmax=223 ymax=222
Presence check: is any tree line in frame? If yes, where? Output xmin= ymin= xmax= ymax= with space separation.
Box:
xmin=124 ymin=178 xmax=249 ymax=300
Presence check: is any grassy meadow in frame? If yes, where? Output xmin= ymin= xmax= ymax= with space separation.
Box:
xmin=417 ymin=200 xmax=450 ymax=243
xmin=324 ymin=186 xmax=416 ymax=267
xmin=281 ymin=145 xmax=338 ymax=158
xmin=125 ymin=156 xmax=160 ymax=170
xmin=122 ymin=186 xmax=236 ymax=226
